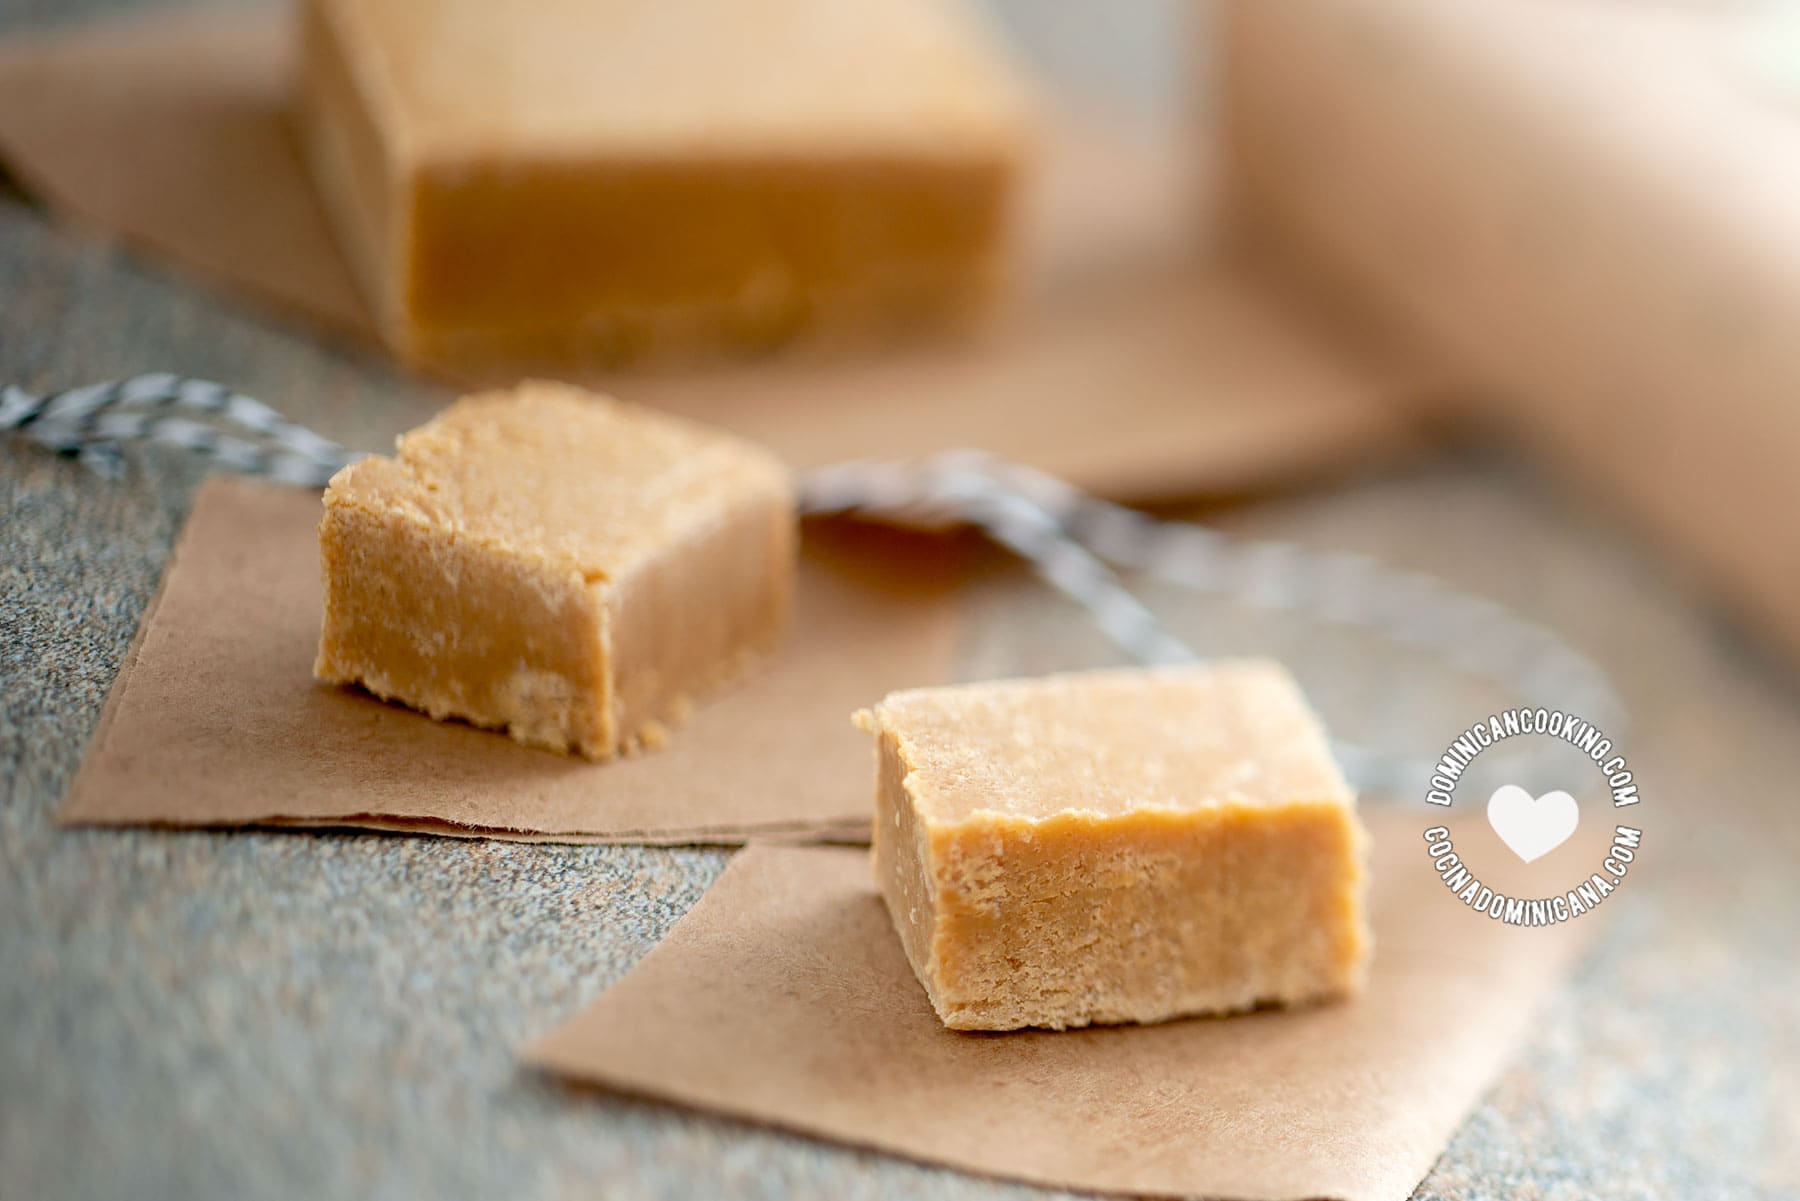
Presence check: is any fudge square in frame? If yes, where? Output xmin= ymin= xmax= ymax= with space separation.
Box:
xmin=315 ymin=381 xmax=795 ymax=759
xmin=294 ymin=0 xmax=1032 ymax=371
xmin=856 ymin=662 xmax=1371 ymax=1031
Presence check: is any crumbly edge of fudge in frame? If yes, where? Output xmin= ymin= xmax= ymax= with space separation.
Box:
xmin=314 ymin=483 xmax=617 ymax=757
xmin=861 ymin=714 xmax=1373 ymax=1032
xmin=599 ymin=467 xmax=797 ymax=751
xmin=923 ymin=804 xmax=1371 ymax=1031
xmin=315 ymin=460 xmax=794 ymax=760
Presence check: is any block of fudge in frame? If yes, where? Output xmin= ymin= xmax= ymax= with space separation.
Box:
xmin=856 ymin=662 xmax=1371 ymax=1031
xmin=315 ymin=381 xmax=796 ymax=758
xmin=294 ymin=0 xmax=1032 ymax=371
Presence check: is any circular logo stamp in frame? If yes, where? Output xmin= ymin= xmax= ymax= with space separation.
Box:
xmin=1421 ymin=708 xmax=1642 ymax=927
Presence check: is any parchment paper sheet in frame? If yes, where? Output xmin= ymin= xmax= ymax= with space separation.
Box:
xmin=0 ymin=5 xmax=1430 ymax=500
xmin=528 ymin=809 xmax=1591 ymax=1200
xmin=59 ymin=476 xmax=969 ymax=843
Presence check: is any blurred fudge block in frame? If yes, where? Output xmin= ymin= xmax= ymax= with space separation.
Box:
xmin=295 ymin=0 xmax=1032 ymax=371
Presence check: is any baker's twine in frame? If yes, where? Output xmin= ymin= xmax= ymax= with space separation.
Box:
xmin=4 ymin=374 xmax=1623 ymax=795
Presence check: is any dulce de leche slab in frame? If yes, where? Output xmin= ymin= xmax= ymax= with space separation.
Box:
xmin=294 ymin=0 xmax=1032 ymax=372
xmin=315 ymin=381 xmax=796 ymax=759
xmin=856 ymin=662 xmax=1372 ymax=1031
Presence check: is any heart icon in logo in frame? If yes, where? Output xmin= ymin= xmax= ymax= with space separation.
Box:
xmin=1486 ymin=785 xmax=1579 ymax=863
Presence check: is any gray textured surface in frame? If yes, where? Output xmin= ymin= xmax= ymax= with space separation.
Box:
xmin=3 ymin=4 xmax=1799 ymax=1200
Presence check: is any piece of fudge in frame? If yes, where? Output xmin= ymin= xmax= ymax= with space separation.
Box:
xmin=856 ymin=662 xmax=1371 ymax=1031
xmin=294 ymin=0 xmax=1032 ymax=371
xmin=315 ymin=381 xmax=795 ymax=758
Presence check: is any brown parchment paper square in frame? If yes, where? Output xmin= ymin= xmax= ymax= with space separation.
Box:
xmin=0 ymin=5 xmax=1431 ymax=501
xmin=527 ymin=809 xmax=1592 ymax=1201
xmin=59 ymin=475 xmax=969 ymax=843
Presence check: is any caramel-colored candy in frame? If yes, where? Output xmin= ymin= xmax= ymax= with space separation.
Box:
xmin=316 ymin=381 xmax=795 ymax=757
xmin=857 ymin=663 xmax=1372 ymax=1031
xmin=295 ymin=0 xmax=1031 ymax=370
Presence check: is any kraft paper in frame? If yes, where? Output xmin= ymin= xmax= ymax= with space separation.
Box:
xmin=528 ymin=808 xmax=1592 ymax=1200
xmin=59 ymin=475 xmax=967 ymax=843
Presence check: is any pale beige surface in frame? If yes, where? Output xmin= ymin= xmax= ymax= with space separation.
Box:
xmin=317 ymin=382 xmax=796 ymax=758
xmin=1220 ymin=0 xmax=1800 ymax=670
xmin=857 ymin=664 xmax=1371 ymax=1031
xmin=295 ymin=0 xmax=1031 ymax=369
xmin=527 ymin=810 xmax=1588 ymax=1201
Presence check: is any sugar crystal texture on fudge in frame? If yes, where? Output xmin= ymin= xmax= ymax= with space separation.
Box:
xmin=856 ymin=662 xmax=1371 ymax=1031
xmin=315 ymin=382 xmax=796 ymax=758
xmin=295 ymin=0 xmax=1033 ymax=371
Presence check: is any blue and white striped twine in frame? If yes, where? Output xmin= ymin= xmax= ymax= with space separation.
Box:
xmin=3 ymin=373 xmax=1622 ymax=795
